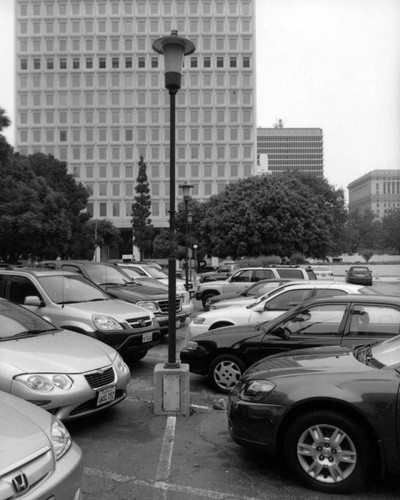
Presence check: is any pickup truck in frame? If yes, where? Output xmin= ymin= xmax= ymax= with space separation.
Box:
xmin=195 ymin=266 xmax=315 ymax=309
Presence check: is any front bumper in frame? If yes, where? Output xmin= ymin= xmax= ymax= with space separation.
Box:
xmin=227 ymin=390 xmax=287 ymax=455
xmin=156 ymin=312 xmax=187 ymax=333
xmin=93 ymin=323 xmax=161 ymax=353
xmin=179 ymin=346 xmax=209 ymax=375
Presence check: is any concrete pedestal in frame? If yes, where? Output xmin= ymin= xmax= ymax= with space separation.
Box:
xmin=153 ymin=363 xmax=190 ymax=416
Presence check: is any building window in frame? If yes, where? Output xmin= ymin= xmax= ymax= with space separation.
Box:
xmin=217 ymin=57 xmax=224 ymax=68
xmin=60 ymin=58 xmax=67 ymax=69
xmin=73 ymin=58 xmax=80 ymax=69
xmin=86 ymin=58 xmax=93 ymax=69
xmin=99 ymin=57 xmax=106 ymax=69
xmin=112 ymin=57 xmax=119 ymax=68
xmin=33 ymin=59 xmax=41 ymax=70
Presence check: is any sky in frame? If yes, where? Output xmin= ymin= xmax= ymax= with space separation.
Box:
xmin=0 ymin=0 xmax=399 ymax=193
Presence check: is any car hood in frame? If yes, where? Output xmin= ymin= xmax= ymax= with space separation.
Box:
xmin=103 ymin=284 xmax=168 ymax=301
xmin=66 ymin=299 xmax=153 ymax=318
xmin=213 ymin=298 xmax=255 ymax=309
xmin=1 ymin=330 xmax=117 ymax=373
xmin=0 ymin=394 xmax=51 ymax=469
xmin=243 ymin=345 xmax=369 ymax=381
xmin=193 ymin=323 xmax=260 ymax=343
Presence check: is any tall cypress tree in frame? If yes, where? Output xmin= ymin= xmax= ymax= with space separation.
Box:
xmin=131 ymin=156 xmax=154 ymax=259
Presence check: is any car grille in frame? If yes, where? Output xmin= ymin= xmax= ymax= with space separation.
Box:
xmin=157 ymin=298 xmax=181 ymax=314
xmin=1 ymin=447 xmax=53 ymax=499
xmin=85 ymin=367 xmax=115 ymax=389
xmin=126 ymin=316 xmax=153 ymax=328
xmin=69 ymin=389 xmax=126 ymax=416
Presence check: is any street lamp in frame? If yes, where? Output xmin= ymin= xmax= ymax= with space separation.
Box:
xmin=193 ymin=244 xmax=198 ymax=285
xmin=152 ymin=31 xmax=195 ymax=416
xmin=187 ymin=212 xmax=193 ymax=282
xmin=179 ymin=181 xmax=193 ymax=292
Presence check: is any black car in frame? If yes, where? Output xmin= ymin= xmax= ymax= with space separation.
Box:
xmin=228 ymin=333 xmax=400 ymax=494
xmin=38 ymin=260 xmax=186 ymax=334
xmin=346 ymin=265 xmax=373 ymax=286
xmin=180 ymin=294 xmax=400 ymax=393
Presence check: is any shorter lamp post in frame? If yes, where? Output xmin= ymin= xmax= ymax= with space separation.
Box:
xmin=193 ymin=244 xmax=198 ymax=284
xmin=187 ymin=212 xmax=193 ymax=282
xmin=179 ymin=181 xmax=193 ymax=292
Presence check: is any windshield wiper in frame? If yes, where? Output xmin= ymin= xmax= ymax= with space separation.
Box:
xmin=12 ymin=328 xmax=58 ymax=337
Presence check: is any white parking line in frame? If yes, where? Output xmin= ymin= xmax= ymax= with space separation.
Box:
xmin=84 ymin=466 xmax=264 ymax=500
xmin=152 ymin=415 xmax=176 ymax=500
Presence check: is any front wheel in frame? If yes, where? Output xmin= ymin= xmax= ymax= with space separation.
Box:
xmin=284 ymin=409 xmax=371 ymax=494
xmin=208 ymin=354 xmax=246 ymax=394
xmin=202 ymin=292 xmax=218 ymax=310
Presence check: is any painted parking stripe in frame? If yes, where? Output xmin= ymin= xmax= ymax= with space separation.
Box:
xmin=84 ymin=466 xmax=264 ymax=500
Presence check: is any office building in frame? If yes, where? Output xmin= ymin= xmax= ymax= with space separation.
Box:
xmin=348 ymin=169 xmax=400 ymax=220
xmin=14 ymin=0 xmax=256 ymax=244
xmin=257 ymin=127 xmax=324 ymax=176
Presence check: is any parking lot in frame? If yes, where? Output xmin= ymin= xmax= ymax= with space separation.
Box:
xmin=65 ymin=280 xmax=400 ymax=499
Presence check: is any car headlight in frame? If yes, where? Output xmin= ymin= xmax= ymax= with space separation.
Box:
xmin=210 ymin=305 xmax=216 ymax=310
xmin=184 ymin=341 xmax=198 ymax=350
xmin=14 ymin=373 xmax=73 ymax=392
xmin=51 ymin=417 xmax=72 ymax=460
xmin=192 ymin=317 xmax=206 ymax=325
xmin=137 ymin=300 xmax=159 ymax=313
xmin=93 ymin=314 xmax=123 ymax=330
xmin=179 ymin=292 xmax=190 ymax=304
xmin=240 ymin=380 xmax=276 ymax=403
xmin=114 ymin=353 xmax=129 ymax=373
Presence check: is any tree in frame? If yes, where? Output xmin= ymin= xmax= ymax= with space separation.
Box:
xmin=382 ymin=208 xmax=400 ymax=253
xmin=0 ymin=108 xmax=13 ymax=165
xmin=201 ymin=173 xmax=347 ymax=260
xmin=131 ymin=156 xmax=154 ymax=259
xmin=344 ymin=210 xmax=383 ymax=254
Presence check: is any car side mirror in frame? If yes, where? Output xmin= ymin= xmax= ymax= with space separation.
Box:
xmin=253 ymin=303 xmax=265 ymax=312
xmin=24 ymin=295 xmax=44 ymax=307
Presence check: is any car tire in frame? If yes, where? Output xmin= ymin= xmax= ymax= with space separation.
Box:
xmin=284 ymin=409 xmax=371 ymax=494
xmin=208 ymin=354 xmax=247 ymax=394
xmin=202 ymin=292 xmax=219 ymax=310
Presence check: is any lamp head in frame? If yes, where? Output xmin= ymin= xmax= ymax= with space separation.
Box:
xmin=179 ymin=180 xmax=194 ymax=201
xmin=152 ymin=30 xmax=195 ymax=91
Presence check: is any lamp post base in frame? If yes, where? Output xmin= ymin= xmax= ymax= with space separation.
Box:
xmin=153 ymin=363 xmax=190 ymax=416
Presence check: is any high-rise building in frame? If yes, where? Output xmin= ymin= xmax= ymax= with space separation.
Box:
xmin=14 ymin=0 xmax=256 ymax=244
xmin=348 ymin=169 xmax=400 ymax=220
xmin=256 ymin=127 xmax=324 ymax=176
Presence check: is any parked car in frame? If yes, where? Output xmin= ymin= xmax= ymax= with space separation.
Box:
xmin=195 ymin=266 xmax=316 ymax=310
xmin=0 ymin=298 xmax=130 ymax=420
xmin=309 ymin=265 xmax=334 ymax=279
xmin=114 ymin=261 xmax=195 ymax=307
xmin=181 ymin=294 xmax=399 ymax=393
xmin=228 ymin=330 xmax=400 ymax=494
xmin=0 ymin=268 xmax=161 ymax=361
xmin=346 ymin=265 xmax=373 ymax=285
xmin=188 ymin=281 xmax=377 ymax=337
xmin=0 ymin=390 xmax=83 ymax=498
xmin=38 ymin=260 xmax=186 ymax=334
xmin=199 ymin=263 xmax=239 ymax=283
xmin=208 ymin=279 xmax=299 ymax=310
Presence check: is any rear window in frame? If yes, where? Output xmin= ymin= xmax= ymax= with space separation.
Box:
xmin=276 ymin=269 xmax=306 ymax=279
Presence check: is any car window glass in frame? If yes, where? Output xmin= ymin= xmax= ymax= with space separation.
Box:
xmin=129 ymin=266 xmax=147 ymax=276
xmin=0 ymin=301 xmax=52 ymax=338
xmin=231 ymin=270 xmax=252 ymax=282
xmin=83 ymin=264 xmax=129 ymax=285
xmin=282 ymin=304 xmax=347 ymax=335
xmin=277 ymin=269 xmax=304 ymax=279
xmin=38 ymin=275 xmax=106 ymax=303
xmin=348 ymin=305 xmax=400 ymax=337
xmin=313 ymin=288 xmax=347 ymax=298
xmin=265 ymin=289 xmax=311 ymax=310
xmin=254 ymin=269 xmax=274 ymax=280
xmin=8 ymin=276 xmax=42 ymax=304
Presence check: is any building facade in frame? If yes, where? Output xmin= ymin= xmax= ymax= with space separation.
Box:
xmin=256 ymin=127 xmax=324 ymax=176
xmin=14 ymin=0 xmax=256 ymax=241
xmin=347 ymin=169 xmax=400 ymax=220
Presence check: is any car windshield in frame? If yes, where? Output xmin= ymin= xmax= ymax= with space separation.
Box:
xmin=38 ymin=274 xmax=108 ymax=304
xmin=0 ymin=301 xmax=57 ymax=339
xmin=143 ymin=266 xmax=169 ymax=279
xmin=83 ymin=264 xmax=131 ymax=285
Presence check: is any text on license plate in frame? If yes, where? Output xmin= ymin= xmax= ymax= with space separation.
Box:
xmin=97 ymin=386 xmax=116 ymax=406
xmin=142 ymin=332 xmax=153 ymax=343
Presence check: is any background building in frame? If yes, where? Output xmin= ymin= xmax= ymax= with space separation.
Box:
xmin=256 ymin=127 xmax=324 ymax=176
xmin=347 ymin=169 xmax=400 ymax=220
xmin=14 ymin=0 xmax=256 ymax=245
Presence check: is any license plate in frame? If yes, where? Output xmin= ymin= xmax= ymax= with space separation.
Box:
xmin=97 ymin=386 xmax=116 ymax=406
xmin=142 ymin=331 xmax=153 ymax=343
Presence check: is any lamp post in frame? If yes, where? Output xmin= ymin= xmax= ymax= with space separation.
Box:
xmin=152 ymin=31 xmax=195 ymax=416
xmin=193 ymin=244 xmax=198 ymax=285
xmin=179 ymin=181 xmax=193 ymax=292
xmin=187 ymin=212 xmax=193 ymax=283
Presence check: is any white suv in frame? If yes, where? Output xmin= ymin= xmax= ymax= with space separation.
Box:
xmin=195 ymin=266 xmax=316 ymax=310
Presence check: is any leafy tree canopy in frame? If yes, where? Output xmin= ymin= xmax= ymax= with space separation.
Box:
xmin=201 ymin=173 xmax=347 ymax=260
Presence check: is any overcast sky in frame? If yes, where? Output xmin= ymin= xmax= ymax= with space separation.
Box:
xmin=0 ymin=0 xmax=399 ymax=193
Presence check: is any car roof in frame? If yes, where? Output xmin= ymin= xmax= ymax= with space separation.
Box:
xmin=301 ymin=294 xmax=400 ymax=306
xmin=0 ymin=268 xmax=79 ymax=278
